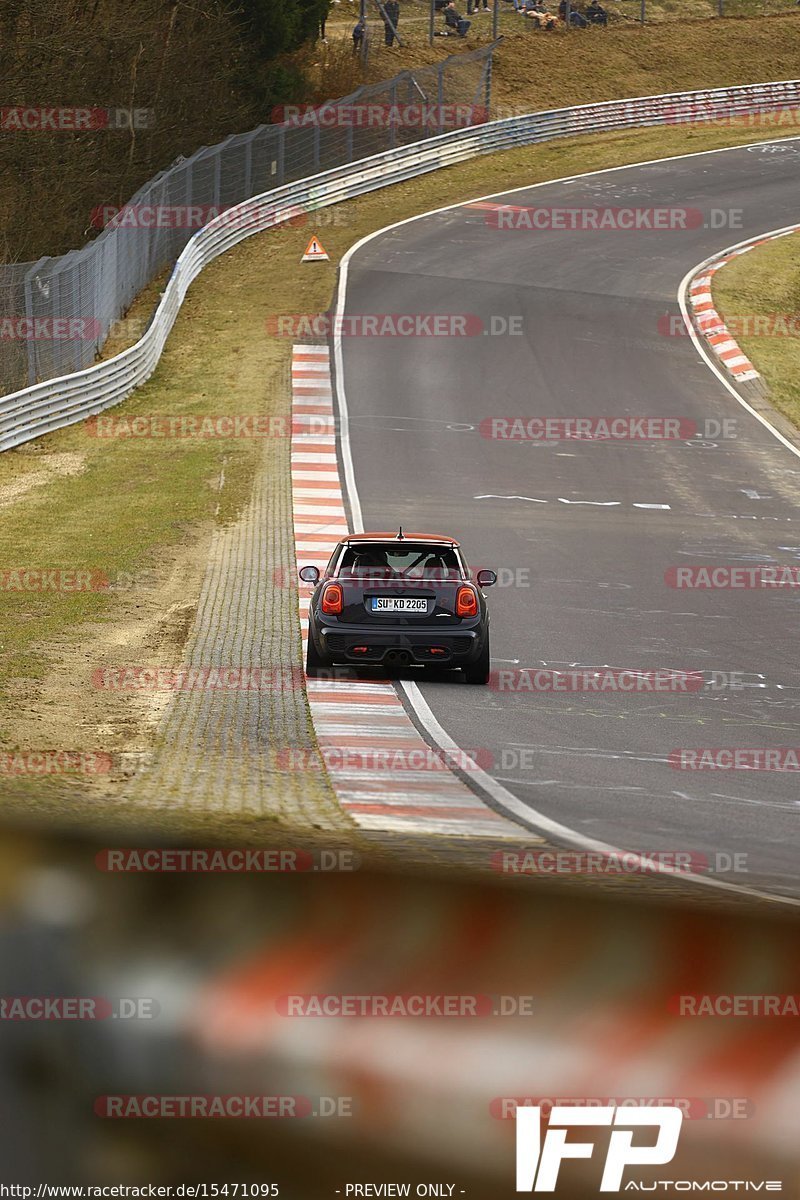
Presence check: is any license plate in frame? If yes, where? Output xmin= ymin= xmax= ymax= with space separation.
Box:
xmin=370 ymin=597 xmax=428 ymax=613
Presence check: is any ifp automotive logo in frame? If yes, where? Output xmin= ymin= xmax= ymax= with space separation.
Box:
xmin=515 ymin=1105 xmax=783 ymax=1192
xmin=515 ymin=1104 xmax=683 ymax=1192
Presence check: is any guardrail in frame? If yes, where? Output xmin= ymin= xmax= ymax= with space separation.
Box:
xmin=2 ymin=77 xmax=799 ymax=453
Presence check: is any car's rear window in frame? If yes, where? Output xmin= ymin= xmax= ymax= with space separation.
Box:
xmin=338 ymin=544 xmax=460 ymax=579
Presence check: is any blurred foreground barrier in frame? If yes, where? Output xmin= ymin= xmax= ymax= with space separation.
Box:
xmin=2 ymin=78 xmax=800 ymax=452
xmin=1 ymin=826 xmax=798 ymax=1192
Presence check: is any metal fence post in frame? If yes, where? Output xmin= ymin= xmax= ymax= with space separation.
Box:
xmin=213 ymin=150 xmax=222 ymax=207
xmin=437 ymin=62 xmax=445 ymax=137
xmin=22 ymin=258 xmax=49 ymax=387
xmin=389 ymin=81 xmax=398 ymax=148
xmin=640 ymin=0 xmax=646 ymax=23
xmin=429 ymin=0 xmax=436 ymax=44
xmin=277 ymin=125 xmax=286 ymax=186
xmin=244 ymin=133 xmax=253 ymax=197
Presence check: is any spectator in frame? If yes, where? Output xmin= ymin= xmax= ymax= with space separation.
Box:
xmin=352 ymin=17 xmax=366 ymax=49
xmin=384 ymin=0 xmax=400 ymax=44
xmin=569 ymin=6 xmax=588 ymax=24
xmin=586 ymin=0 xmax=608 ymax=22
xmin=525 ymin=0 xmax=558 ymax=26
xmin=444 ymin=1 xmax=471 ymax=34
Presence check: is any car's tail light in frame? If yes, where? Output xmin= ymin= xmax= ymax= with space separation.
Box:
xmin=455 ymin=586 xmax=478 ymax=617
xmin=321 ymin=583 xmax=343 ymax=615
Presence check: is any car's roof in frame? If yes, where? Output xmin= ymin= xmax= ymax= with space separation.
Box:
xmin=342 ymin=532 xmax=460 ymax=547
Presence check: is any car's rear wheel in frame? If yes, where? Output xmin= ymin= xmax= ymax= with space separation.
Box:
xmin=463 ymin=637 xmax=490 ymax=685
xmin=305 ymin=634 xmax=331 ymax=677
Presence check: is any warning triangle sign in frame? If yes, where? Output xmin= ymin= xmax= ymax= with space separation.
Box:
xmin=302 ymin=235 xmax=330 ymax=262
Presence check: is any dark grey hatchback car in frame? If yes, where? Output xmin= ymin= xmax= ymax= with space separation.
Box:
xmin=299 ymin=531 xmax=496 ymax=684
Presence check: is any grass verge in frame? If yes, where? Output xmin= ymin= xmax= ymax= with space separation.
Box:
xmin=712 ymin=231 xmax=800 ymax=425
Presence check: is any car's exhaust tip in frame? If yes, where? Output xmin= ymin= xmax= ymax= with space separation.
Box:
xmin=384 ymin=649 xmax=411 ymax=668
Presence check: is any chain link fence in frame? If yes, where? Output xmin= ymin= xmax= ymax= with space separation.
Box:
xmin=0 ymin=264 xmax=31 ymax=396
xmin=0 ymin=44 xmax=497 ymax=399
xmin=464 ymin=0 xmax=798 ymax=27
xmin=582 ymin=0 xmax=799 ymax=22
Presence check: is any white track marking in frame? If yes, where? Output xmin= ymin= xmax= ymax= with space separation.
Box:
xmin=474 ymin=493 xmax=548 ymax=503
xmin=558 ymin=498 xmax=621 ymax=506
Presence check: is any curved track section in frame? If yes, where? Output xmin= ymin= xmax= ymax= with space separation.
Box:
xmin=335 ymin=139 xmax=800 ymax=902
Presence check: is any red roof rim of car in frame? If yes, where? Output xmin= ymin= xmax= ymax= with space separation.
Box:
xmin=342 ymin=532 xmax=460 ymax=546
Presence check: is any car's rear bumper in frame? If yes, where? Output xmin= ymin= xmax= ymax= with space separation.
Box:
xmin=313 ymin=620 xmax=486 ymax=666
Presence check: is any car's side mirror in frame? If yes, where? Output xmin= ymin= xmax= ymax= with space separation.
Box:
xmin=476 ymin=570 xmax=497 ymax=588
xmin=299 ymin=565 xmax=320 ymax=584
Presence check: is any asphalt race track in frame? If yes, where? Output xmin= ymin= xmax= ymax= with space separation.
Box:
xmin=334 ymin=139 xmax=800 ymax=902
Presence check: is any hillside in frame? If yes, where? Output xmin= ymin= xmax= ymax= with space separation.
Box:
xmin=2 ymin=0 xmax=799 ymax=264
